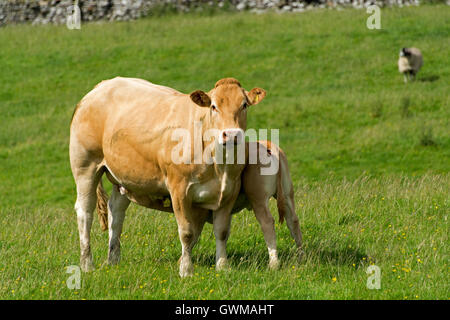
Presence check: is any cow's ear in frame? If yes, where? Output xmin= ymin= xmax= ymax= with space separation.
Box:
xmin=190 ymin=90 xmax=211 ymax=107
xmin=247 ymin=88 xmax=266 ymax=105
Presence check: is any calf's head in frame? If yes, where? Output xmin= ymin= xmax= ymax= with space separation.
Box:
xmin=190 ymin=78 xmax=266 ymax=146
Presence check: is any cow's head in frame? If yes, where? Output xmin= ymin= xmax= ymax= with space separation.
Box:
xmin=190 ymin=78 xmax=266 ymax=146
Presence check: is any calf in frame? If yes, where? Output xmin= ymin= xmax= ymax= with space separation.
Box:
xmin=230 ymin=141 xmax=303 ymax=269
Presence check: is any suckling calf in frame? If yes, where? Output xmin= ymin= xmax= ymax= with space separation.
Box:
xmin=230 ymin=141 xmax=303 ymax=269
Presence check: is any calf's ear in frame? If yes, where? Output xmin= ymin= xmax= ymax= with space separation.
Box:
xmin=247 ymin=88 xmax=266 ymax=105
xmin=190 ymin=90 xmax=211 ymax=107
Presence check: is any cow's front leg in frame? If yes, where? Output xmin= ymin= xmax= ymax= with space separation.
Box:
xmin=212 ymin=184 xmax=241 ymax=271
xmin=212 ymin=208 xmax=232 ymax=271
xmin=177 ymin=210 xmax=208 ymax=277
xmin=170 ymin=184 xmax=208 ymax=277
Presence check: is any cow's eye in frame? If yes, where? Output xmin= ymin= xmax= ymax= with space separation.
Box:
xmin=242 ymin=102 xmax=248 ymax=110
xmin=211 ymin=105 xmax=217 ymax=111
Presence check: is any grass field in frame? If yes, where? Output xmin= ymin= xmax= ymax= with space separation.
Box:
xmin=0 ymin=5 xmax=449 ymax=299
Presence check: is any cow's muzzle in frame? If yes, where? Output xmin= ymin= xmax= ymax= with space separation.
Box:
xmin=219 ymin=128 xmax=244 ymax=146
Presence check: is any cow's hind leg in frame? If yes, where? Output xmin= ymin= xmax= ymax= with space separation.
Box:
xmin=107 ymin=185 xmax=130 ymax=265
xmin=74 ymin=166 xmax=102 ymax=272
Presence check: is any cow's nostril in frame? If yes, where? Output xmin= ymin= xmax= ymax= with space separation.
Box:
xmin=222 ymin=132 xmax=227 ymax=139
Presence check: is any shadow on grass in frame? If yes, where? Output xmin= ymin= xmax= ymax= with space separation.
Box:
xmin=419 ymin=75 xmax=440 ymax=82
xmin=192 ymin=248 xmax=275 ymax=270
xmin=191 ymin=244 xmax=368 ymax=270
xmin=304 ymin=247 xmax=368 ymax=269
xmin=338 ymin=215 xmax=360 ymax=226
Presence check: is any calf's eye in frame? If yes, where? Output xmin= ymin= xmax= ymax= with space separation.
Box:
xmin=211 ymin=105 xmax=217 ymax=111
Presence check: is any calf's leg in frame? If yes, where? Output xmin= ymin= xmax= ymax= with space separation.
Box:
xmin=283 ymin=193 xmax=303 ymax=260
xmin=252 ymin=201 xmax=280 ymax=270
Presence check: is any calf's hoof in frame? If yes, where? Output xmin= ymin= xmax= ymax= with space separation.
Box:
xmin=107 ymin=256 xmax=121 ymax=266
xmin=268 ymin=258 xmax=280 ymax=270
xmin=297 ymin=249 xmax=304 ymax=262
xmin=108 ymin=250 xmax=121 ymax=265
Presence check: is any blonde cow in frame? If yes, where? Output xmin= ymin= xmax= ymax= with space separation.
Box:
xmin=70 ymin=77 xmax=266 ymax=277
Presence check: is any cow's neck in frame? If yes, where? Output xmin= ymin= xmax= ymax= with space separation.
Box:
xmin=210 ymin=149 xmax=245 ymax=201
xmin=210 ymin=159 xmax=243 ymax=209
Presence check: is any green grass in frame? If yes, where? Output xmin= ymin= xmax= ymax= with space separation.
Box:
xmin=0 ymin=5 xmax=449 ymax=299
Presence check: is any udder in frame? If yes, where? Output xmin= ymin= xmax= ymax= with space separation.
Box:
xmin=190 ymin=173 xmax=237 ymax=211
xmin=190 ymin=180 xmax=222 ymax=210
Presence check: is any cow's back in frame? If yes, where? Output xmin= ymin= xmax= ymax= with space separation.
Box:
xmin=72 ymin=77 xmax=184 ymax=125
xmin=71 ymin=77 xmax=206 ymax=195
xmin=71 ymin=77 xmax=190 ymax=154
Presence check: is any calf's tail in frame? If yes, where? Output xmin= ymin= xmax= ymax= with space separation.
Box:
xmin=275 ymin=152 xmax=286 ymax=225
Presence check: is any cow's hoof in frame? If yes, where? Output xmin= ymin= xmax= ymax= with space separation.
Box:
xmin=215 ymin=258 xmax=228 ymax=271
xmin=268 ymin=259 xmax=280 ymax=270
xmin=107 ymin=256 xmax=120 ymax=266
xmin=80 ymin=259 xmax=95 ymax=272
xmin=180 ymin=270 xmax=193 ymax=278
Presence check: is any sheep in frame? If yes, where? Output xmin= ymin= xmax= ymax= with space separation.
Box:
xmin=398 ymin=47 xmax=423 ymax=83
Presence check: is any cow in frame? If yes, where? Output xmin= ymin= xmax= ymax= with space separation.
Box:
xmin=230 ymin=140 xmax=303 ymax=269
xmin=69 ymin=77 xmax=266 ymax=277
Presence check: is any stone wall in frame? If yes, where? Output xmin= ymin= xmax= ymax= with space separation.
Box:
xmin=0 ymin=0 xmax=431 ymax=26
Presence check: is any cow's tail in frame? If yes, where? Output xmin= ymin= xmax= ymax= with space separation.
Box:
xmin=96 ymin=179 xmax=109 ymax=232
xmin=275 ymin=150 xmax=287 ymax=225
